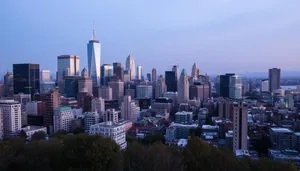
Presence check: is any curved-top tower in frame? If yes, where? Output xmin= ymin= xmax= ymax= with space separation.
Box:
xmin=87 ymin=27 xmax=101 ymax=86
xmin=126 ymin=55 xmax=135 ymax=80
xmin=191 ymin=63 xmax=198 ymax=78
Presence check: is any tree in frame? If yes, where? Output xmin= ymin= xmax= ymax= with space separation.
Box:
xmin=73 ymin=127 xmax=85 ymax=134
xmin=31 ymin=131 xmax=47 ymax=141
xmin=189 ymin=127 xmax=202 ymax=137
xmin=141 ymin=134 xmax=165 ymax=145
xmin=19 ymin=130 xmax=27 ymax=140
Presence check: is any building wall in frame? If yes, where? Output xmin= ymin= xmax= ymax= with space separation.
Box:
xmin=0 ymin=100 xmax=21 ymax=139
xmin=233 ymin=101 xmax=248 ymax=150
xmin=53 ymin=107 xmax=74 ymax=133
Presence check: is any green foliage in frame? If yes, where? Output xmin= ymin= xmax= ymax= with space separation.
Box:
xmin=72 ymin=127 xmax=85 ymax=134
xmin=141 ymin=134 xmax=165 ymax=145
xmin=31 ymin=131 xmax=47 ymax=141
xmin=253 ymin=135 xmax=272 ymax=155
xmin=189 ymin=127 xmax=202 ymax=137
xmin=19 ymin=130 xmax=27 ymax=139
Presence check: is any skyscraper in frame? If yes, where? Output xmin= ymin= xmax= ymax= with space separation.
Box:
xmin=98 ymin=86 xmax=112 ymax=100
xmin=261 ymin=79 xmax=269 ymax=92
xmin=57 ymin=55 xmax=80 ymax=93
xmin=152 ymin=68 xmax=157 ymax=82
xmin=91 ymin=97 xmax=105 ymax=115
xmin=229 ymin=75 xmax=242 ymax=99
xmin=40 ymin=70 xmax=51 ymax=82
xmin=121 ymin=95 xmax=137 ymax=121
xmin=233 ymin=101 xmax=248 ymax=150
xmin=0 ymin=100 xmax=21 ymax=139
xmin=220 ymin=73 xmax=235 ymax=98
xmin=165 ymin=71 xmax=177 ymax=92
xmin=78 ymin=68 xmax=93 ymax=94
xmin=126 ymin=55 xmax=135 ymax=80
xmin=146 ymin=73 xmax=151 ymax=82
xmin=172 ymin=65 xmax=179 ymax=80
xmin=13 ymin=63 xmax=40 ymax=97
xmin=113 ymin=62 xmax=124 ymax=81
xmin=100 ymin=64 xmax=113 ymax=86
xmin=155 ymin=75 xmax=167 ymax=99
xmin=269 ymin=68 xmax=281 ymax=92
xmin=178 ymin=69 xmax=189 ymax=103
xmin=191 ymin=63 xmax=198 ymax=78
xmin=136 ymin=65 xmax=142 ymax=80
xmin=4 ymin=72 xmax=13 ymax=97
xmin=108 ymin=80 xmax=124 ymax=102
xmin=87 ymin=28 xmax=101 ymax=86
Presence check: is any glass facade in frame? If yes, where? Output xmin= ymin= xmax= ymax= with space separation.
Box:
xmin=87 ymin=40 xmax=101 ymax=86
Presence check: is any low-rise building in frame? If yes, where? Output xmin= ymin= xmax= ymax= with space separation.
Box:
xmin=21 ymin=125 xmax=47 ymax=139
xmin=175 ymin=111 xmax=193 ymax=124
xmin=269 ymin=149 xmax=300 ymax=168
xmin=269 ymin=127 xmax=294 ymax=150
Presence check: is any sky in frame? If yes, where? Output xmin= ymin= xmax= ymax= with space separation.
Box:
xmin=0 ymin=0 xmax=300 ymax=76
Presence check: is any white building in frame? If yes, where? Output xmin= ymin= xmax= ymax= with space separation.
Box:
xmin=103 ymin=109 xmax=118 ymax=123
xmin=87 ymin=28 xmax=101 ymax=86
xmin=229 ymin=75 xmax=242 ymax=99
xmin=89 ymin=121 xmax=127 ymax=149
xmin=261 ymin=79 xmax=269 ymax=92
xmin=57 ymin=55 xmax=80 ymax=93
xmin=233 ymin=101 xmax=248 ymax=150
xmin=98 ymin=86 xmax=112 ymax=100
xmin=126 ymin=55 xmax=135 ymax=80
xmin=21 ymin=125 xmax=47 ymax=138
xmin=136 ymin=85 xmax=152 ymax=98
xmin=178 ymin=69 xmax=189 ymax=103
xmin=91 ymin=97 xmax=105 ymax=116
xmin=40 ymin=70 xmax=51 ymax=82
xmin=136 ymin=65 xmax=142 ymax=80
xmin=84 ymin=112 xmax=100 ymax=132
xmin=0 ymin=100 xmax=21 ymax=139
xmin=121 ymin=95 xmax=137 ymax=121
xmin=53 ymin=107 xmax=74 ymax=133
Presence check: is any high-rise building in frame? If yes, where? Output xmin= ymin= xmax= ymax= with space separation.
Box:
xmin=57 ymin=55 xmax=80 ymax=93
xmin=98 ymin=86 xmax=112 ymax=100
xmin=108 ymin=80 xmax=124 ymax=102
xmin=4 ymin=72 xmax=13 ymax=97
xmin=229 ymin=75 xmax=242 ymax=99
xmin=165 ymin=71 xmax=177 ymax=92
xmin=77 ymin=92 xmax=93 ymax=112
xmin=269 ymin=128 xmax=293 ymax=150
xmin=152 ymin=68 xmax=157 ymax=82
xmin=269 ymin=68 xmax=281 ymax=92
xmin=191 ymin=63 xmax=198 ymax=78
xmin=40 ymin=81 xmax=56 ymax=94
xmin=178 ymin=69 xmax=189 ymax=103
xmin=91 ymin=97 xmax=105 ymax=116
xmin=155 ymin=75 xmax=167 ymax=99
xmin=0 ymin=100 xmax=21 ymax=139
xmin=172 ymin=65 xmax=179 ymax=81
xmin=13 ymin=63 xmax=40 ymax=97
xmin=261 ymin=79 xmax=269 ymax=92
xmin=215 ymin=75 xmax=220 ymax=96
xmin=100 ymin=64 xmax=113 ymax=86
xmin=87 ymin=28 xmax=101 ymax=86
xmin=233 ymin=101 xmax=248 ymax=150
xmin=84 ymin=112 xmax=100 ymax=131
xmin=64 ymin=76 xmax=80 ymax=98
xmin=189 ymin=84 xmax=210 ymax=101
xmin=103 ymin=109 xmax=118 ymax=123
xmin=13 ymin=93 xmax=31 ymax=112
xmin=40 ymin=70 xmax=51 ymax=82
xmin=136 ymin=85 xmax=152 ymax=99
xmin=53 ymin=107 xmax=74 ymax=133
xmin=126 ymin=55 xmax=135 ymax=80
xmin=136 ymin=65 xmax=142 ymax=80
xmin=220 ymin=73 xmax=235 ymax=98
xmin=121 ymin=95 xmax=137 ymax=121
xmin=113 ymin=62 xmax=124 ymax=81
xmin=78 ymin=68 xmax=93 ymax=94
xmin=147 ymin=73 xmax=151 ymax=82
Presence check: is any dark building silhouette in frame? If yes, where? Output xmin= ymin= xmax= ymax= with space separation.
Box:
xmin=4 ymin=72 xmax=13 ymax=97
xmin=220 ymin=73 xmax=235 ymax=98
xmin=113 ymin=62 xmax=124 ymax=81
xmin=64 ymin=76 xmax=80 ymax=98
xmin=269 ymin=68 xmax=281 ymax=92
xmin=13 ymin=63 xmax=40 ymax=97
xmin=165 ymin=71 xmax=177 ymax=92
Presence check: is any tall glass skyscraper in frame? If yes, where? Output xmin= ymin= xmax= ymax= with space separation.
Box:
xmin=87 ymin=29 xmax=101 ymax=86
xmin=126 ymin=55 xmax=135 ymax=80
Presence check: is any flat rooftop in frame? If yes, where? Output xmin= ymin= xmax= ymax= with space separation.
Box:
xmin=270 ymin=127 xmax=293 ymax=133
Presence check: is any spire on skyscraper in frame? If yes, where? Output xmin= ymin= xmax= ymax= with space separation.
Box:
xmin=92 ymin=22 xmax=96 ymax=40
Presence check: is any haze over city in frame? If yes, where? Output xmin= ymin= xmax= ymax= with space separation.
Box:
xmin=1 ymin=0 xmax=300 ymax=75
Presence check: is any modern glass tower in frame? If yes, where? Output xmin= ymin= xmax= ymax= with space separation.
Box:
xmin=87 ymin=28 xmax=101 ymax=86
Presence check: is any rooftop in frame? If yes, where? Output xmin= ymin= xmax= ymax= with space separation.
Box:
xmin=90 ymin=121 xmax=125 ymax=128
xmin=22 ymin=125 xmax=46 ymax=132
xmin=270 ymin=127 xmax=293 ymax=133
xmin=55 ymin=106 xmax=72 ymax=111
xmin=175 ymin=111 xmax=193 ymax=115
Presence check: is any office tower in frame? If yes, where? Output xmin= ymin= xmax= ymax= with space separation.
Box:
xmin=87 ymin=28 xmax=101 ymax=86
xmin=229 ymin=75 xmax=242 ymax=99
xmin=113 ymin=62 xmax=124 ymax=81
xmin=146 ymin=73 xmax=151 ymax=82
xmin=108 ymin=80 xmax=124 ymax=102
xmin=233 ymin=101 xmax=248 ymax=150
xmin=136 ymin=65 xmax=142 ymax=80
xmin=0 ymin=84 xmax=4 ymax=98
xmin=126 ymin=55 xmax=135 ymax=80
xmin=4 ymin=72 xmax=13 ymax=97
xmin=57 ymin=55 xmax=80 ymax=93
xmin=189 ymin=84 xmax=210 ymax=101
xmin=38 ymin=89 xmax=61 ymax=133
xmin=121 ymin=95 xmax=137 ymax=121
xmin=91 ymin=97 xmax=105 ymax=115
xmin=13 ymin=63 xmax=40 ymax=96
xmin=53 ymin=107 xmax=74 ymax=133
xmin=0 ymin=100 xmax=21 ymax=139
xmin=100 ymin=64 xmax=113 ymax=86
xmin=136 ymin=85 xmax=152 ymax=99
xmin=269 ymin=128 xmax=293 ymax=150
xmin=78 ymin=68 xmax=93 ymax=94
xmin=26 ymin=101 xmax=45 ymax=115
xmin=269 ymin=68 xmax=281 ymax=92
xmin=89 ymin=121 xmax=127 ymax=149
xmin=40 ymin=81 xmax=56 ymax=94
xmin=40 ymin=70 xmax=51 ymax=82
xmin=191 ymin=63 xmax=198 ymax=78
xmin=103 ymin=109 xmax=118 ymax=123
xmin=261 ymin=79 xmax=269 ymax=92
xmin=215 ymin=75 xmax=220 ymax=96
xmin=77 ymin=92 xmax=93 ymax=112
xmin=220 ymin=73 xmax=235 ymax=98
xmin=155 ymin=75 xmax=167 ymax=99
xmin=13 ymin=93 xmax=31 ymax=112
xmin=152 ymin=68 xmax=157 ymax=82
xmin=165 ymin=71 xmax=177 ymax=92
xmin=98 ymin=86 xmax=112 ymax=100
xmin=64 ymin=76 xmax=80 ymax=98
xmin=172 ymin=65 xmax=179 ymax=80
xmin=178 ymin=69 xmax=189 ymax=103
xmin=84 ymin=112 xmax=100 ymax=131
